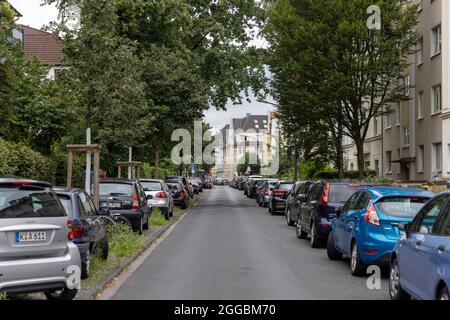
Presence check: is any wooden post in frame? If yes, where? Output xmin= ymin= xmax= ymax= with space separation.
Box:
xmin=67 ymin=151 xmax=73 ymax=188
xmin=93 ymin=151 xmax=100 ymax=210
xmin=118 ymin=166 xmax=121 ymax=178
xmin=137 ymin=167 xmax=140 ymax=180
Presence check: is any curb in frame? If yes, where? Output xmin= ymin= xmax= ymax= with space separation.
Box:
xmin=75 ymin=192 xmax=207 ymax=300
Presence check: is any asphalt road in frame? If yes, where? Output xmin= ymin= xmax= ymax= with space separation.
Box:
xmin=111 ymin=186 xmax=390 ymax=300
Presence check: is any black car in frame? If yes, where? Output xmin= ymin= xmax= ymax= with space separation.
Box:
xmin=55 ymin=187 xmax=109 ymax=279
xmin=269 ymin=181 xmax=295 ymax=215
xmin=238 ymin=176 xmax=248 ymax=191
xmin=167 ymin=182 xmax=190 ymax=209
xmin=98 ymin=179 xmax=152 ymax=235
xmin=296 ymin=181 xmax=365 ymax=248
xmin=285 ymin=181 xmax=313 ymax=226
xmin=247 ymin=179 xmax=264 ymax=199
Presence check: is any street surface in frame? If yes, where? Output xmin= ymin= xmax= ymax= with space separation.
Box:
xmin=112 ymin=186 xmax=389 ymax=300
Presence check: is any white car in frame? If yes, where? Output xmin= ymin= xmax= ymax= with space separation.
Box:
xmin=139 ymin=179 xmax=174 ymax=220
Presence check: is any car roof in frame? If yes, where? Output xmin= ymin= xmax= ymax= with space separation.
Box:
xmin=100 ymin=178 xmax=134 ymax=184
xmin=53 ymin=187 xmax=83 ymax=195
xmin=0 ymin=178 xmax=51 ymax=187
xmin=139 ymin=179 xmax=163 ymax=183
xmin=361 ymin=186 xmax=434 ymax=200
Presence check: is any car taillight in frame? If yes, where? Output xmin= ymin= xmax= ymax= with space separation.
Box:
xmin=67 ymin=220 xmax=83 ymax=240
xmin=156 ymin=191 xmax=167 ymax=199
xmin=274 ymin=190 xmax=286 ymax=196
xmin=364 ymin=204 xmax=380 ymax=226
xmin=132 ymin=193 xmax=140 ymax=209
xmin=264 ymin=188 xmax=269 ymax=196
xmin=179 ymin=191 xmax=186 ymax=198
xmin=321 ymin=182 xmax=330 ymax=206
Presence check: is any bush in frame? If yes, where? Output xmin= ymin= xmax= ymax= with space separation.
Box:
xmin=108 ymin=223 xmax=143 ymax=258
xmin=0 ymin=139 xmax=56 ymax=183
xmin=150 ymin=208 xmax=170 ymax=226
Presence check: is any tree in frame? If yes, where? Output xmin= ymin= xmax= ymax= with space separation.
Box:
xmin=236 ymin=152 xmax=261 ymax=176
xmin=264 ymin=0 xmax=419 ymax=178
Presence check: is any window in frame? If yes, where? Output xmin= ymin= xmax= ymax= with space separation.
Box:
xmin=396 ymin=102 xmax=401 ymax=126
xmin=385 ymin=108 xmax=392 ymax=128
xmin=411 ymin=195 xmax=448 ymax=234
xmin=404 ymin=76 xmax=410 ymax=96
xmin=417 ymin=91 xmax=424 ymax=119
xmin=417 ymin=37 xmax=424 ymax=65
xmin=418 ymin=145 xmax=424 ymax=173
xmin=373 ymin=117 xmax=378 ymax=136
xmin=355 ymin=192 xmax=371 ymax=211
xmin=433 ymin=143 xmax=442 ymax=172
xmin=386 ymin=151 xmax=392 ymax=173
xmin=432 ymin=85 xmax=442 ymax=113
xmin=434 ymin=197 xmax=450 ymax=235
xmin=343 ymin=192 xmax=360 ymax=212
xmin=403 ymin=126 xmax=410 ymax=146
xmin=432 ymin=25 xmax=442 ymax=56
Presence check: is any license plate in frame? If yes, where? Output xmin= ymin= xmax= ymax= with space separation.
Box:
xmin=108 ymin=202 xmax=122 ymax=208
xmin=16 ymin=231 xmax=47 ymax=243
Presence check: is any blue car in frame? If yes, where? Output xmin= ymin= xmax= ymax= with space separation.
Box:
xmin=327 ymin=186 xmax=433 ymax=276
xmin=390 ymin=190 xmax=450 ymax=300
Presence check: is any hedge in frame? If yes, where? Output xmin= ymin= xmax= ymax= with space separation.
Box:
xmin=313 ymin=170 xmax=377 ymax=180
xmin=0 ymin=139 xmax=56 ymax=183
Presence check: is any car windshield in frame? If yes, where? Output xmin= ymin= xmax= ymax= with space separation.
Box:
xmin=329 ymin=184 xmax=363 ymax=203
xmin=57 ymin=194 xmax=72 ymax=216
xmin=279 ymin=184 xmax=294 ymax=191
xmin=140 ymin=181 xmax=162 ymax=191
xmin=376 ymin=197 xmax=429 ymax=218
xmin=99 ymin=183 xmax=133 ymax=196
xmin=0 ymin=186 xmax=66 ymax=219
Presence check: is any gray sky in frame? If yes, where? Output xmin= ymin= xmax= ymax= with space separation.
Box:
xmin=10 ymin=0 xmax=275 ymax=131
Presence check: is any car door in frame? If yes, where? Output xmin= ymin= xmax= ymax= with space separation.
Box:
xmin=334 ymin=192 xmax=361 ymax=253
xmin=294 ymin=182 xmax=310 ymax=222
xmin=84 ymin=192 xmax=106 ymax=241
xmin=302 ymin=183 xmax=321 ymax=232
xmin=344 ymin=191 xmax=371 ymax=251
xmin=399 ymin=195 xmax=449 ymax=299
xmin=77 ymin=191 xmax=97 ymax=243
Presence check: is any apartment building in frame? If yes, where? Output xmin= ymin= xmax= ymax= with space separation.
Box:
xmin=344 ymin=0 xmax=450 ymax=181
xmin=216 ymin=113 xmax=276 ymax=180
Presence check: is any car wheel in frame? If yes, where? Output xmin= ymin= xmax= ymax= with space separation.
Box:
xmin=286 ymin=208 xmax=295 ymax=226
xmin=310 ymin=222 xmax=322 ymax=248
xmin=44 ymin=287 xmax=78 ymax=301
xmin=100 ymin=237 xmax=109 ymax=260
xmin=81 ymin=249 xmax=91 ymax=279
xmin=296 ymin=220 xmax=308 ymax=239
xmin=327 ymin=232 xmax=343 ymax=260
xmin=350 ymin=241 xmax=366 ymax=276
xmin=389 ymin=259 xmax=410 ymax=300
xmin=439 ymin=286 xmax=449 ymax=300
xmin=270 ymin=204 xmax=276 ymax=216
xmin=163 ymin=208 xmax=170 ymax=220
xmin=143 ymin=213 xmax=149 ymax=230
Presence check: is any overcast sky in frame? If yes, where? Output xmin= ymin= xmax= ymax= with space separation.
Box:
xmin=10 ymin=0 xmax=275 ymax=132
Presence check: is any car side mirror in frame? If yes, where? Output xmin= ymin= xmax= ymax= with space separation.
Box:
xmin=335 ymin=207 xmax=342 ymax=217
xmin=399 ymin=222 xmax=410 ymax=236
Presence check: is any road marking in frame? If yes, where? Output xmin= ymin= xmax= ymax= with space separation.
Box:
xmin=96 ymin=193 xmax=207 ymax=300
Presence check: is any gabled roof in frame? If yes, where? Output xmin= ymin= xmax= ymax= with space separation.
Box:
xmin=232 ymin=114 xmax=269 ymax=132
xmin=18 ymin=24 xmax=63 ymax=66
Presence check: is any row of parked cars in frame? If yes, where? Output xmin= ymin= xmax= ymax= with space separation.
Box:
xmin=0 ymin=175 xmax=207 ymax=300
xmin=231 ymin=175 xmax=450 ymax=300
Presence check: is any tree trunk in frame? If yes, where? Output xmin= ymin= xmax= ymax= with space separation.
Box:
xmin=85 ymin=117 xmax=92 ymax=194
xmin=336 ymin=122 xmax=344 ymax=179
xmin=154 ymin=143 xmax=160 ymax=179
xmin=293 ymin=144 xmax=299 ymax=181
xmin=355 ymin=139 xmax=365 ymax=179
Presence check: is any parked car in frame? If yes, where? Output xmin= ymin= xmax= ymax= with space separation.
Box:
xmin=268 ymin=181 xmax=295 ymax=215
xmin=192 ymin=178 xmax=204 ymax=192
xmin=140 ymin=179 xmax=174 ymax=220
xmin=55 ymin=187 xmax=109 ymax=279
xmin=285 ymin=181 xmax=312 ymax=226
xmin=296 ymin=181 xmax=366 ymax=248
xmin=204 ymin=179 xmax=213 ymax=189
xmin=188 ymin=179 xmax=200 ymax=194
xmin=0 ymin=178 xmax=81 ymax=300
xmin=167 ymin=182 xmax=190 ymax=209
xmin=247 ymin=178 xmax=264 ymax=199
xmin=166 ymin=177 xmax=193 ymax=198
xmin=256 ymin=179 xmax=279 ymax=207
xmin=98 ymin=179 xmax=152 ymax=235
xmin=327 ymin=186 xmax=433 ymax=276
xmin=390 ymin=190 xmax=450 ymax=300
xmin=238 ymin=176 xmax=248 ymax=191
xmin=244 ymin=175 xmax=263 ymax=196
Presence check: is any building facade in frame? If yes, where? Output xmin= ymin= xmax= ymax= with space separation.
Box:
xmin=344 ymin=0 xmax=450 ymax=181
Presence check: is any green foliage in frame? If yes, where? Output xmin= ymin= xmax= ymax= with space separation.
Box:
xmin=108 ymin=223 xmax=143 ymax=258
xmin=0 ymin=139 xmax=56 ymax=183
xmin=236 ymin=152 xmax=261 ymax=176
xmin=0 ymin=291 xmax=8 ymax=300
xmin=313 ymin=170 xmax=377 ymax=180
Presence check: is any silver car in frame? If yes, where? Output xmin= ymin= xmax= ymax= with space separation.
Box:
xmin=139 ymin=179 xmax=174 ymax=220
xmin=0 ymin=179 xmax=81 ymax=300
